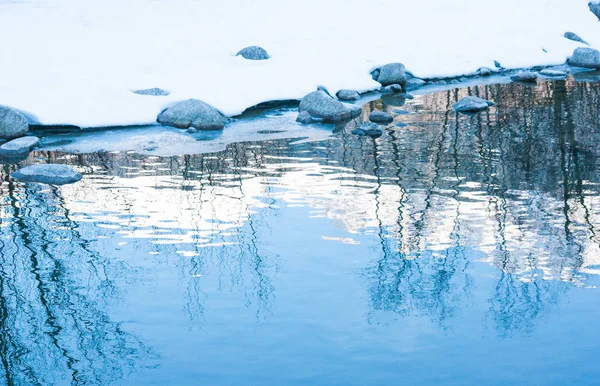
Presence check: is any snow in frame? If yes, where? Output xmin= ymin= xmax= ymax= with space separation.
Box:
xmin=0 ymin=0 xmax=599 ymax=128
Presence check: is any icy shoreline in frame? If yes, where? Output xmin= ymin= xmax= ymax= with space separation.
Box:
xmin=1 ymin=0 xmax=599 ymax=128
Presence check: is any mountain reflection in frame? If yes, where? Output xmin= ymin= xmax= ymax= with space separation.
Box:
xmin=1 ymin=77 xmax=600 ymax=381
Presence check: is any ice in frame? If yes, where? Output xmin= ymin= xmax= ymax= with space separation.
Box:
xmin=0 ymin=0 xmax=598 ymax=128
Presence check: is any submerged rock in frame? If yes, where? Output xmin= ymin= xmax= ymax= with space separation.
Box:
xmin=11 ymin=164 xmax=82 ymax=185
xmin=452 ymin=96 xmax=495 ymax=113
xmin=298 ymin=90 xmax=361 ymax=123
xmin=568 ymin=47 xmax=600 ymax=68
xmin=376 ymin=63 xmax=407 ymax=87
xmin=539 ymin=69 xmax=568 ymax=77
xmin=564 ymin=32 xmax=589 ymax=45
xmin=0 ymin=106 xmax=28 ymax=139
xmin=0 ymin=136 xmax=40 ymax=156
xmin=157 ymin=99 xmax=225 ymax=130
xmin=336 ymin=89 xmax=360 ymax=101
xmin=236 ymin=46 xmax=270 ymax=60
xmin=133 ymin=88 xmax=170 ymax=96
xmin=405 ymin=78 xmax=426 ymax=91
xmin=511 ymin=71 xmax=538 ymax=82
xmin=369 ymin=111 xmax=394 ymax=124
xmin=478 ymin=67 xmax=492 ymax=76
xmin=590 ymin=2 xmax=600 ymax=20
xmin=352 ymin=123 xmax=384 ymax=138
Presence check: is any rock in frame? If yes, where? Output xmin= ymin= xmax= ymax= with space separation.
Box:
xmin=336 ymin=89 xmax=360 ymax=101
xmin=11 ymin=164 xmax=82 ymax=185
xmin=494 ymin=61 xmax=503 ymax=69
xmin=355 ymin=123 xmax=384 ymax=138
xmin=452 ymin=96 xmax=495 ymax=113
xmin=376 ymin=63 xmax=407 ymax=87
xmin=539 ymin=69 xmax=568 ymax=77
xmin=564 ymin=32 xmax=589 ymax=45
xmin=381 ymin=93 xmax=407 ymax=107
xmin=568 ymin=47 xmax=600 ymax=68
xmin=157 ymin=99 xmax=225 ymax=130
xmin=381 ymin=84 xmax=403 ymax=94
xmin=0 ymin=136 xmax=40 ymax=156
xmin=511 ymin=71 xmax=538 ymax=82
xmin=478 ymin=67 xmax=492 ymax=76
xmin=432 ymin=80 xmax=447 ymax=85
xmin=0 ymin=106 xmax=29 ymax=140
xmin=298 ymin=90 xmax=361 ymax=123
xmin=317 ymin=86 xmax=332 ymax=96
xmin=590 ymin=2 xmax=600 ymax=20
xmin=405 ymin=78 xmax=426 ymax=91
xmin=369 ymin=111 xmax=394 ymax=124
xmin=370 ymin=68 xmax=381 ymax=81
xmin=296 ymin=111 xmax=323 ymax=124
xmin=236 ymin=46 xmax=270 ymax=60
xmin=133 ymin=88 xmax=170 ymax=96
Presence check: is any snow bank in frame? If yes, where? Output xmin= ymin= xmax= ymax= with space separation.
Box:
xmin=0 ymin=0 xmax=599 ymax=128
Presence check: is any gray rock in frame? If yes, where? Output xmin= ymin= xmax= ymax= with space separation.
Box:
xmin=564 ymin=32 xmax=589 ymax=45
xmin=355 ymin=123 xmax=384 ymax=138
xmin=236 ymin=46 xmax=270 ymax=60
xmin=452 ymin=96 xmax=495 ymax=113
xmin=298 ymin=90 xmax=361 ymax=123
xmin=369 ymin=111 xmax=393 ymax=124
xmin=568 ymin=47 xmax=600 ymax=68
xmin=0 ymin=106 xmax=29 ymax=140
xmin=511 ymin=71 xmax=538 ymax=82
xmin=494 ymin=61 xmax=503 ymax=69
xmin=405 ymin=78 xmax=426 ymax=91
xmin=296 ymin=111 xmax=316 ymax=124
xmin=11 ymin=164 xmax=82 ymax=185
xmin=157 ymin=99 xmax=225 ymax=130
xmin=590 ymin=2 xmax=600 ymax=20
xmin=133 ymin=88 xmax=170 ymax=96
xmin=381 ymin=84 xmax=403 ymax=94
xmin=0 ymin=136 xmax=40 ymax=156
xmin=376 ymin=63 xmax=407 ymax=86
xmin=336 ymin=89 xmax=360 ymax=101
xmin=539 ymin=69 xmax=568 ymax=77
xmin=370 ymin=68 xmax=381 ymax=81
xmin=478 ymin=67 xmax=492 ymax=76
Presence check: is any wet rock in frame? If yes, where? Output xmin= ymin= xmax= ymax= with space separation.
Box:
xmin=157 ymin=99 xmax=225 ymax=130
xmin=133 ymin=88 xmax=170 ymax=96
xmin=0 ymin=106 xmax=29 ymax=140
xmin=478 ymin=67 xmax=492 ymax=76
xmin=564 ymin=32 xmax=589 ymax=45
xmin=0 ymin=136 xmax=40 ymax=156
xmin=381 ymin=84 xmax=403 ymax=94
xmin=539 ymin=69 xmax=568 ymax=77
xmin=336 ymin=89 xmax=360 ymax=101
xmin=236 ymin=46 xmax=270 ymax=60
xmin=568 ymin=47 xmax=600 ymax=68
xmin=369 ymin=111 xmax=393 ymax=124
xmin=590 ymin=2 xmax=600 ymax=20
xmin=11 ymin=164 xmax=82 ymax=185
xmin=452 ymin=96 xmax=495 ymax=113
xmin=298 ymin=90 xmax=361 ymax=123
xmin=405 ymin=78 xmax=426 ymax=91
xmin=511 ymin=71 xmax=538 ymax=82
xmin=376 ymin=63 xmax=407 ymax=87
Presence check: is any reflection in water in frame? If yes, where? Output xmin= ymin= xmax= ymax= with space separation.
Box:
xmin=1 ymin=77 xmax=600 ymax=383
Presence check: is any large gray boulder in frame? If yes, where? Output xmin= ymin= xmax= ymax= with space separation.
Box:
xmin=369 ymin=111 xmax=394 ymax=124
xmin=0 ymin=106 xmax=29 ymax=139
xmin=0 ymin=136 xmax=40 ymax=156
xmin=133 ymin=88 xmax=170 ymax=96
xmin=236 ymin=46 xmax=270 ymax=60
xmin=568 ymin=47 xmax=600 ymax=68
xmin=157 ymin=99 xmax=225 ymax=130
xmin=564 ymin=32 xmax=589 ymax=45
xmin=376 ymin=63 xmax=407 ymax=87
xmin=298 ymin=90 xmax=361 ymax=123
xmin=11 ymin=164 xmax=82 ymax=185
xmin=336 ymin=89 xmax=360 ymax=101
xmin=590 ymin=2 xmax=600 ymax=20
xmin=452 ymin=96 xmax=495 ymax=113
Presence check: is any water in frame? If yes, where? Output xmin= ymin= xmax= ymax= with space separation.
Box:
xmin=2 ymin=77 xmax=600 ymax=385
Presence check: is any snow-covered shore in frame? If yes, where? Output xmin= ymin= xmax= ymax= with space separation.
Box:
xmin=1 ymin=0 xmax=599 ymax=128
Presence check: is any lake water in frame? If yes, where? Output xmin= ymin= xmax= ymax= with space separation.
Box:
xmin=2 ymin=76 xmax=600 ymax=385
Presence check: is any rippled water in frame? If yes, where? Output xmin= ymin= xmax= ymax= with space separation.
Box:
xmin=2 ymin=77 xmax=600 ymax=385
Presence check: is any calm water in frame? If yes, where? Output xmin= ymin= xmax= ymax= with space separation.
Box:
xmin=2 ymin=77 xmax=600 ymax=385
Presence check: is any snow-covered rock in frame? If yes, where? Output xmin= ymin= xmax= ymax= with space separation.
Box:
xmin=236 ymin=46 xmax=270 ymax=60
xmin=568 ymin=47 xmax=600 ymax=68
xmin=478 ymin=67 xmax=492 ymax=76
xmin=375 ymin=63 xmax=407 ymax=87
xmin=157 ymin=99 xmax=225 ymax=130
xmin=452 ymin=96 xmax=495 ymax=113
xmin=0 ymin=106 xmax=28 ymax=139
xmin=0 ymin=136 xmax=40 ymax=156
xmin=11 ymin=164 xmax=82 ymax=185
xmin=298 ymin=90 xmax=361 ymax=123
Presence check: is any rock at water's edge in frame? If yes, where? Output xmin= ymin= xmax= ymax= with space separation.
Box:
xmin=298 ymin=90 xmax=361 ymax=123
xmin=478 ymin=67 xmax=492 ymax=76
xmin=0 ymin=136 xmax=40 ymax=156
xmin=568 ymin=47 xmax=600 ymax=68
xmin=511 ymin=72 xmax=538 ymax=82
xmin=157 ymin=99 xmax=225 ymax=130
xmin=452 ymin=96 xmax=495 ymax=113
xmin=376 ymin=63 xmax=407 ymax=87
xmin=539 ymin=69 xmax=568 ymax=77
xmin=405 ymin=78 xmax=426 ymax=91
xmin=0 ymin=106 xmax=29 ymax=140
xmin=336 ymin=89 xmax=360 ymax=101
xmin=236 ymin=46 xmax=270 ymax=60
xmin=11 ymin=164 xmax=82 ymax=185
xmin=133 ymin=88 xmax=170 ymax=96
xmin=369 ymin=111 xmax=394 ymax=124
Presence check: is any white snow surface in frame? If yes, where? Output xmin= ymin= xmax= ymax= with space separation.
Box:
xmin=1 ymin=0 xmax=599 ymax=128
